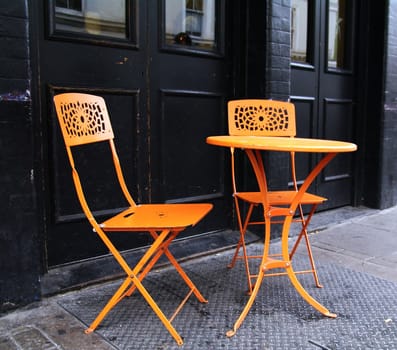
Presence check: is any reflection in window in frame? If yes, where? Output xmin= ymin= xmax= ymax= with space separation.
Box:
xmin=56 ymin=0 xmax=82 ymax=11
xmin=165 ymin=0 xmax=216 ymax=51
xmin=328 ymin=0 xmax=348 ymax=69
xmin=186 ymin=0 xmax=203 ymax=36
xmin=54 ymin=0 xmax=127 ymax=39
xmin=291 ymin=0 xmax=308 ymax=63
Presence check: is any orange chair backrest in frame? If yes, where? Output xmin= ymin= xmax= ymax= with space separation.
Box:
xmin=53 ymin=92 xmax=137 ymax=208
xmin=54 ymin=93 xmax=114 ymax=147
xmin=228 ymin=99 xmax=296 ymax=137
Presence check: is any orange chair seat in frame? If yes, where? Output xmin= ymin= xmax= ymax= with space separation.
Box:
xmin=102 ymin=203 xmax=213 ymax=231
xmin=235 ymin=191 xmax=326 ymax=206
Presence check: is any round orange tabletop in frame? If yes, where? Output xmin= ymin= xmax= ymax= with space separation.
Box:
xmin=206 ymin=135 xmax=357 ymax=153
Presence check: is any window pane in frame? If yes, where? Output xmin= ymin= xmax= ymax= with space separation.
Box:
xmin=327 ymin=0 xmax=348 ymax=69
xmin=291 ymin=0 xmax=308 ymax=63
xmin=186 ymin=0 xmax=203 ymax=11
xmin=165 ymin=0 xmax=217 ymax=51
xmin=54 ymin=0 xmax=127 ymax=39
xmin=56 ymin=0 xmax=82 ymax=11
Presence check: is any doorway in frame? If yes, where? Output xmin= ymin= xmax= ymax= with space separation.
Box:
xmin=290 ymin=0 xmax=357 ymax=209
xmin=37 ymin=0 xmax=233 ymax=268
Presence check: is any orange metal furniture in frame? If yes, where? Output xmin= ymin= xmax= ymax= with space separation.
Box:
xmin=206 ymin=135 xmax=357 ymax=337
xmin=53 ymin=93 xmax=212 ymax=346
xmin=227 ymin=99 xmax=326 ymax=293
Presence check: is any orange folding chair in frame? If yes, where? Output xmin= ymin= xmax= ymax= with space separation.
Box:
xmin=226 ymin=99 xmax=326 ymax=293
xmin=53 ymin=93 xmax=212 ymax=345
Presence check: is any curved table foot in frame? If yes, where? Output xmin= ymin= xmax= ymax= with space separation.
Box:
xmin=227 ymin=269 xmax=265 ymax=337
xmin=286 ymin=265 xmax=337 ymax=318
xmin=226 ymin=329 xmax=236 ymax=338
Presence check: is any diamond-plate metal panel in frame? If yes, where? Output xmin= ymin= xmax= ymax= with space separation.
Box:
xmin=59 ymin=243 xmax=397 ymax=349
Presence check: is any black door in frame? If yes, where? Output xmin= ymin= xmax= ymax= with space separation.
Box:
xmin=37 ymin=0 xmax=232 ymax=268
xmin=290 ymin=0 xmax=357 ymax=209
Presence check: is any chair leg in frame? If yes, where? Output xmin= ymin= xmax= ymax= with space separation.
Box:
xmin=228 ymin=200 xmax=257 ymax=293
xmin=162 ymin=246 xmax=208 ymax=303
xmin=228 ymin=201 xmax=255 ymax=269
xmin=130 ymin=274 xmax=186 ymax=345
xmin=240 ymin=225 xmax=255 ymax=294
xmin=85 ymin=278 xmax=133 ymax=335
xmin=289 ymin=204 xmax=323 ymax=288
xmin=125 ymin=230 xmax=207 ymax=303
xmin=228 ymin=197 xmax=247 ymax=268
xmin=86 ymin=272 xmax=186 ymax=346
xmin=301 ymin=227 xmax=323 ymax=288
xmin=88 ymin=229 xmax=186 ymax=345
xmin=125 ymin=237 xmax=174 ymax=297
xmin=124 ymin=231 xmax=178 ymax=297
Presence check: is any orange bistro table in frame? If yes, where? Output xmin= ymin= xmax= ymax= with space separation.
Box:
xmin=206 ymin=135 xmax=357 ymax=337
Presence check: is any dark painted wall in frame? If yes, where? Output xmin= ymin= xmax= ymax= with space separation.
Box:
xmin=363 ymin=0 xmax=397 ymax=209
xmin=379 ymin=2 xmax=397 ymax=208
xmin=361 ymin=0 xmax=385 ymax=208
xmin=0 ymin=1 xmax=40 ymax=311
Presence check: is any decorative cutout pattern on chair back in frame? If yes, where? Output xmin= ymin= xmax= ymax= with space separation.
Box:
xmin=228 ymin=99 xmax=296 ymax=137
xmin=54 ymin=93 xmax=114 ymax=146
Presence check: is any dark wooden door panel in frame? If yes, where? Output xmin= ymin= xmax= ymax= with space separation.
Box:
xmin=291 ymin=0 xmax=357 ymax=209
xmin=38 ymin=0 xmax=232 ymax=267
xmin=148 ymin=0 xmax=232 ymax=235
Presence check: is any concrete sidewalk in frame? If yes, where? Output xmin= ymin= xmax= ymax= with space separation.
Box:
xmin=0 ymin=205 xmax=396 ymax=349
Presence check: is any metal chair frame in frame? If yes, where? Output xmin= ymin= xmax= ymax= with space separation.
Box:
xmin=53 ymin=93 xmax=212 ymax=345
xmin=227 ymin=99 xmax=326 ymax=293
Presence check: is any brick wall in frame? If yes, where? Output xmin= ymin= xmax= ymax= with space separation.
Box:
xmin=265 ymin=0 xmax=291 ymax=100
xmin=245 ymin=0 xmax=291 ymax=100
xmin=264 ymin=0 xmax=291 ymax=192
xmin=0 ymin=1 xmax=40 ymax=311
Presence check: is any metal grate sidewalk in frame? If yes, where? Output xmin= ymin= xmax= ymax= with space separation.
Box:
xmin=58 ymin=244 xmax=397 ymax=350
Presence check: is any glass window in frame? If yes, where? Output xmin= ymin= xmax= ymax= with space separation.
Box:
xmin=54 ymin=0 xmax=127 ymax=39
xmin=56 ymin=0 xmax=82 ymax=11
xmin=165 ymin=0 xmax=217 ymax=51
xmin=186 ymin=0 xmax=204 ymax=36
xmin=327 ymin=0 xmax=350 ymax=70
xmin=291 ymin=0 xmax=308 ymax=63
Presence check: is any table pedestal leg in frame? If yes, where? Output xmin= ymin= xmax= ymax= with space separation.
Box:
xmin=282 ymin=217 xmax=336 ymax=318
xmin=227 ymin=152 xmax=338 ymax=338
xmin=226 ymin=264 xmax=265 ymax=337
xmin=281 ymin=153 xmax=338 ymax=317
